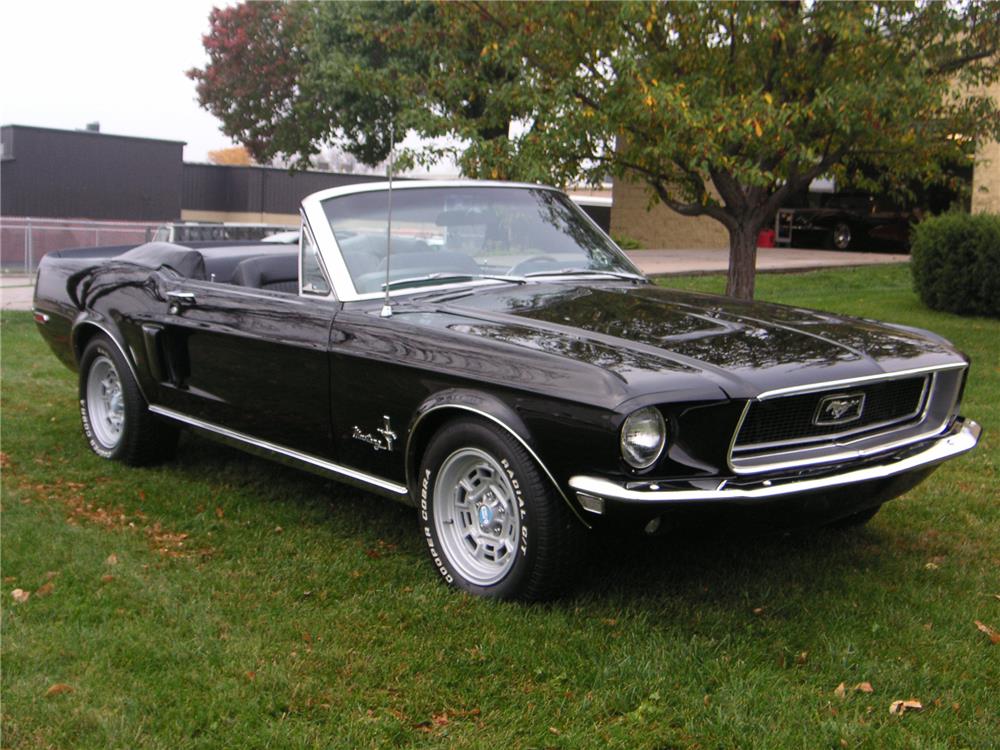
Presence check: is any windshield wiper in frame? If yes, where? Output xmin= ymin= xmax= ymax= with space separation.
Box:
xmin=382 ymin=273 xmax=475 ymax=290
xmin=382 ymin=273 xmax=528 ymax=291
xmin=476 ymin=274 xmax=528 ymax=285
xmin=524 ymin=268 xmax=646 ymax=282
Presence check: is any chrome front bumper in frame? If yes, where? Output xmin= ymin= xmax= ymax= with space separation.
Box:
xmin=569 ymin=418 xmax=980 ymax=514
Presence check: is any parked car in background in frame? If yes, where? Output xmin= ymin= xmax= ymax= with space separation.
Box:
xmin=151 ymin=221 xmax=296 ymax=244
xmin=775 ymin=192 xmax=915 ymax=251
xmin=33 ymin=181 xmax=980 ymax=599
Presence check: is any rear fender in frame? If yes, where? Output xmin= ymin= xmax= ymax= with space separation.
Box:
xmin=71 ymin=313 xmax=150 ymax=403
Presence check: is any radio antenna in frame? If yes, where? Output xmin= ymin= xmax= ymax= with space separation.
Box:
xmin=380 ymin=123 xmax=395 ymax=318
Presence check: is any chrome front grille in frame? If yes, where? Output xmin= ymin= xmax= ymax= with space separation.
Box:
xmin=734 ymin=375 xmax=929 ymax=450
xmin=727 ymin=365 xmax=966 ymax=476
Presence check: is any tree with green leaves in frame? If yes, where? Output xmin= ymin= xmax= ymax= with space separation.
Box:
xmin=192 ymin=1 xmax=999 ymax=299
xmin=190 ymin=1 xmax=524 ymax=173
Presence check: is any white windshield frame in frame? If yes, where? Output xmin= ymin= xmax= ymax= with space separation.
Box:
xmin=299 ymin=180 xmax=643 ymax=303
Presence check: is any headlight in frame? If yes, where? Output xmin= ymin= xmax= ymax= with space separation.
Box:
xmin=620 ymin=407 xmax=667 ymax=470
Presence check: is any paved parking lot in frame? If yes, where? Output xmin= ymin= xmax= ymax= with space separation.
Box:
xmin=1 ymin=275 xmax=34 ymax=312
xmin=630 ymin=247 xmax=909 ymax=276
xmin=0 ymin=247 xmax=908 ymax=312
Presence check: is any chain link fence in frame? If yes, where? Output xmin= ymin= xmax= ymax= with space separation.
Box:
xmin=0 ymin=217 xmax=162 ymax=274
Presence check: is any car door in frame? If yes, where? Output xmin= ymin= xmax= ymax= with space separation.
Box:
xmin=144 ymin=225 xmax=340 ymax=460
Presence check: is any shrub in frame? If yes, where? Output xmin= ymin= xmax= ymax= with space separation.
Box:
xmin=910 ymin=212 xmax=1000 ymax=318
xmin=612 ymin=233 xmax=644 ymax=250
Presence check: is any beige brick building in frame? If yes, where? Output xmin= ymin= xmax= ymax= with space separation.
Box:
xmin=610 ymin=178 xmax=728 ymax=250
xmin=971 ymin=80 xmax=1000 ymax=215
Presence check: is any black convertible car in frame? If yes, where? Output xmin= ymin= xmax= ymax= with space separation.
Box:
xmin=33 ymin=181 xmax=980 ymax=599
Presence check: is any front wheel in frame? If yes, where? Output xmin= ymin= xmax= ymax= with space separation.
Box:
xmin=79 ymin=333 xmax=178 ymax=465
xmin=831 ymin=222 xmax=852 ymax=250
xmin=417 ymin=418 xmax=587 ymax=600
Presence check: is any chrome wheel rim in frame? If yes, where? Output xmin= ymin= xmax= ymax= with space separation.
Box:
xmin=433 ymin=448 xmax=521 ymax=586
xmin=834 ymin=224 xmax=851 ymax=249
xmin=86 ymin=355 xmax=125 ymax=449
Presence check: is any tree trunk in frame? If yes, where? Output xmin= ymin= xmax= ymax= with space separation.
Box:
xmin=725 ymin=222 xmax=760 ymax=300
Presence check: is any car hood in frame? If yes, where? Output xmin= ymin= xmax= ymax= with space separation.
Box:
xmin=418 ymin=281 xmax=961 ymax=401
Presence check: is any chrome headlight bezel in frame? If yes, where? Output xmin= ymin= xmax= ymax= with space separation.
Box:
xmin=620 ymin=406 xmax=667 ymax=470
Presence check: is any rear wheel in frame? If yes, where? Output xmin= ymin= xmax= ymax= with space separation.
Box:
xmin=417 ymin=418 xmax=587 ymax=600
xmin=831 ymin=222 xmax=852 ymax=250
xmin=79 ymin=334 xmax=178 ymax=465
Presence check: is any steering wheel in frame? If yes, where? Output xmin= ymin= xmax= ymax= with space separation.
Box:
xmin=508 ymin=255 xmax=559 ymax=276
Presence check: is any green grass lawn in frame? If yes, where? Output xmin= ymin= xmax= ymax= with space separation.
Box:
xmin=2 ymin=264 xmax=997 ymax=749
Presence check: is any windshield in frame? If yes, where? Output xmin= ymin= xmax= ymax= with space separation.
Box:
xmin=321 ymin=187 xmax=640 ymax=294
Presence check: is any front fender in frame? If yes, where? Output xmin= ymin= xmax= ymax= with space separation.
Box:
xmin=405 ymin=388 xmax=591 ymax=527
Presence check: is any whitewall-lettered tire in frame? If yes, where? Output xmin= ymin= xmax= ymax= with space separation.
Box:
xmin=79 ymin=333 xmax=178 ymax=465
xmin=418 ymin=418 xmax=587 ymax=600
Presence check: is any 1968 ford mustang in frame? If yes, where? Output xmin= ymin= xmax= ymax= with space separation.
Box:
xmin=33 ymin=181 xmax=981 ymax=599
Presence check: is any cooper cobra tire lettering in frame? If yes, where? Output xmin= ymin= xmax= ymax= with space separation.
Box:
xmin=78 ymin=333 xmax=179 ymax=466
xmin=420 ymin=469 xmax=453 ymax=584
xmin=416 ymin=417 xmax=586 ymax=600
xmin=80 ymin=395 xmax=113 ymax=459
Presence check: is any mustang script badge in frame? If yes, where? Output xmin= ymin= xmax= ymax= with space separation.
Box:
xmin=352 ymin=415 xmax=397 ymax=452
xmin=813 ymin=392 xmax=866 ymax=426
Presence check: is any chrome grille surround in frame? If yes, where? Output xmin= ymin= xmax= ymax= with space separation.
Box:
xmin=727 ymin=363 xmax=967 ymax=476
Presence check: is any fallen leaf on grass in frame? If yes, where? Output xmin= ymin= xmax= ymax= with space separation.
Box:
xmin=45 ymin=683 xmax=74 ymax=697
xmin=44 ymin=570 xmax=59 ymax=581
xmin=413 ymin=712 xmax=451 ymax=733
xmin=364 ymin=549 xmax=382 ymax=560
xmin=752 ymin=607 xmax=765 ymax=615
xmin=796 ymin=651 xmax=809 ymax=665
xmin=100 ymin=575 xmax=115 ymax=583
xmin=855 ymin=682 xmax=875 ymax=694
xmin=215 ymin=506 xmax=225 ymax=519
xmin=974 ymin=620 xmax=1000 ymax=644
xmin=11 ymin=588 xmax=30 ymax=603
xmin=834 ymin=682 xmax=847 ymax=698
xmin=105 ymin=553 xmax=118 ymax=566
xmin=889 ymin=699 xmax=923 ymax=715
xmin=35 ymin=582 xmax=55 ymax=598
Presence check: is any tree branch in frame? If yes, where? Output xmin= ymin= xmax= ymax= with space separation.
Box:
xmin=931 ymin=46 xmax=998 ymax=75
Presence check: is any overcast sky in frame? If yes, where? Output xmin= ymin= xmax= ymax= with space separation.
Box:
xmin=1 ymin=0 xmax=236 ymax=162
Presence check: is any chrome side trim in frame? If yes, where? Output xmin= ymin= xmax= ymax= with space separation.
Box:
xmin=405 ymin=403 xmax=590 ymax=527
xmin=570 ymin=419 xmax=980 ymax=506
xmin=71 ymin=319 xmax=149 ymax=403
xmin=754 ymin=362 xmax=966 ymax=400
xmin=148 ymin=405 xmax=409 ymax=497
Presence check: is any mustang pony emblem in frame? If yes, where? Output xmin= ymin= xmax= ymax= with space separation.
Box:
xmin=813 ymin=393 xmax=866 ymax=426
xmin=352 ymin=415 xmax=397 ymax=452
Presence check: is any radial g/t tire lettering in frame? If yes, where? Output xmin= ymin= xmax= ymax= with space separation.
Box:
xmin=418 ymin=418 xmax=587 ymax=600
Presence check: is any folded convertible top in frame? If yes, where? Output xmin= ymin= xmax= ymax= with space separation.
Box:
xmin=117 ymin=242 xmax=206 ymax=279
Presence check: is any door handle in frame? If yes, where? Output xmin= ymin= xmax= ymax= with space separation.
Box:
xmin=166 ymin=291 xmax=196 ymax=314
